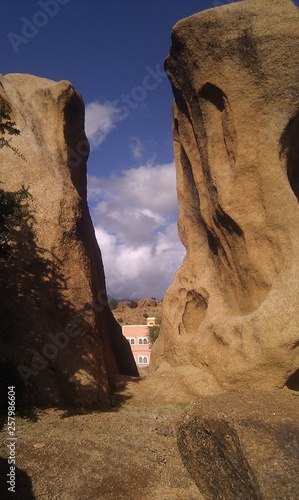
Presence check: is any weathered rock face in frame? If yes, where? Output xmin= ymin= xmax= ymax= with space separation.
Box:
xmin=150 ymin=0 xmax=299 ymax=394
xmin=177 ymin=391 xmax=299 ymax=500
xmin=0 ymin=74 xmax=138 ymax=408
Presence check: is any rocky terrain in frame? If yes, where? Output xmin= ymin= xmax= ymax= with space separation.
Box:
xmin=1 ymin=378 xmax=298 ymax=500
xmin=177 ymin=390 xmax=299 ymax=500
xmin=0 ymin=377 xmax=202 ymax=500
xmin=111 ymin=299 xmax=162 ymax=326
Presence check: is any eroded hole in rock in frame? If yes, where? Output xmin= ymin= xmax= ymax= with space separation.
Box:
xmin=199 ymin=82 xmax=236 ymax=169
xmin=172 ymin=85 xmax=192 ymax=124
xmin=199 ymin=83 xmax=225 ymax=112
xmin=286 ymin=369 xmax=299 ymax=391
xmin=174 ymin=117 xmax=179 ymax=137
xmin=207 ymin=228 xmax=219 ymax=256
xmin=214 ymin=208 xmax=243 ymax=237
xmin=280 ymin=112 xmax=299 ymax=202
xmin=182 ymin=290 xmax=209 ymax=335
xmin=180 ymin=146 xmax=202 ymax=226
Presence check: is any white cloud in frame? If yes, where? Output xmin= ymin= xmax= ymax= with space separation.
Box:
xmin=88 ymin=161 xmax=185 ymax=300
xmin=85 ymin=100 xmax=122 ymax=149
xmin=130 ymin=136 xmax=144 ymax=160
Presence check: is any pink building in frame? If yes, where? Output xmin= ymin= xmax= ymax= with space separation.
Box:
xmin=122 ymin=324 xmax=151 ymax=368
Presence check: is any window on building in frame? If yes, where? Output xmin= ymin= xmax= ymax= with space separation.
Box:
xmin=138 ymin=337 xmax=148 ymax=345
xmin=127 ymin=338 xmax=135 ymax=345
xmin=138 ymin=356 xmax=149 ymax=365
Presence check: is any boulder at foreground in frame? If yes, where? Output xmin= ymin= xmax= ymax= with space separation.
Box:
xmin=177 ymin=390 xmax=299 ymax=500
xmin=150 ymin=0 xmax=299 ymax=394
xmin=0 ymin=74 xmax=138 ymax=409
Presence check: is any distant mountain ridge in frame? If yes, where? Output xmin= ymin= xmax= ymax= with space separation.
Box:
xmin=112 ymin=299 xmax=162 ymax=326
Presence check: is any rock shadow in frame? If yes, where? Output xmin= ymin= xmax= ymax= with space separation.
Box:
xmin=0 ymin=207 xmax=131 ymax=415
xmin=0 ymin=457 xmax=36 ymax=500
xmin=280 ymin=111 xmax=299 ymax=202
xmin=286 ymin=368 xmax=299 ymax=391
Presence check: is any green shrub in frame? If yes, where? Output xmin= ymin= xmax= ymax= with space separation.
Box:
xmin=109 ymin=298 xmax=118 ymax=310
xmin=147 ymin=325 xmax=160 ymax=345
xmin=128 ymin=300 xmax=138 ymax=309
xmin=0 ymin=100 xmax=29 ymax=258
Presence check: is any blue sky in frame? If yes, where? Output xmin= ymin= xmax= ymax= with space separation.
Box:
xmin=1 ymin=0 xmax=297 ymax=300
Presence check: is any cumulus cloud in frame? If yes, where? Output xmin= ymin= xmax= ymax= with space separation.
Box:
xmin=85 ymin=100 xmax=122 ymax=149
xmin=88 ymin=161 xmax=185 ymax=300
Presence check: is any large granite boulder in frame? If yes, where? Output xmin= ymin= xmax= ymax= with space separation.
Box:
xmin=177 ymin=390 xmax=299 ymax=499
xmin=0 ymin=74 xmax=138 ymax=408
xmin=150 ymin=0 xmax=299 ymax=394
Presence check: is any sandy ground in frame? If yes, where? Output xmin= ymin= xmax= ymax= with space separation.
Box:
xmin=0 ymin=375 xmax=203 ymax=500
